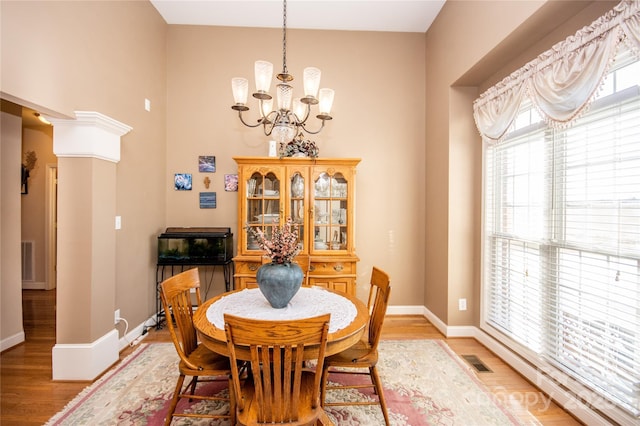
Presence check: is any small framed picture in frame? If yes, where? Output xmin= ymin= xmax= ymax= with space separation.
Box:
xmin=200 ymin=192 xmax=217 ymax=208
xmin=174 ymin=173 xmax=192 ymax=190
xmin=199 ymin=156 xmax=216 ymax=173
xmin=224 ymin=174 xmax=238 ymax=192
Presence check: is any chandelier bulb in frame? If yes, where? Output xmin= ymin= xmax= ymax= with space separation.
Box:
xmin=231 ymin=77 xmax=249 ymax=105
xmin=303 ymin=67 xmax=321 ymax=98
xmin=318 ymin=88 xmax=335 ymax=116
xmin=254 ymin=60 xmax=273 ymax=95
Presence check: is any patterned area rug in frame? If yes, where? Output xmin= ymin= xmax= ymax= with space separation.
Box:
xmin=46 ymin=340 xmax=531 ymax=425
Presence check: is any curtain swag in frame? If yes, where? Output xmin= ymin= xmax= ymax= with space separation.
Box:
xmin=473 ymin=0 xmax=640 ymax=143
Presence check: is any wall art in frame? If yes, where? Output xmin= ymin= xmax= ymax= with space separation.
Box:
xmin=224 ymin=174 xmax=238 ymax=192
xmin=174 ymin=173 xmax=192 ymax=190
xmin=199 ymin=156 xmax=216 ymax=172
xmin=199 ymin=192 xmax=217 ymax=208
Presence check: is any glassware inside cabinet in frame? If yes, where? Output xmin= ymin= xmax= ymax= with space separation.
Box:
xmin=313 ymin=224 xmax=347 ymax=250
xmin=313 ymin=171 xmax=348 ymax=251
xmin=247 ymin=172 xmax=280 ymax=223
xmin=245 ymin=172 xmax=280 ymax=252
xmin=331 ymin=173 xmax=348 ymax=198
xmin=291 ymin=173 xmax=305 ymax=198
xmin=290 ymin=173 xmax=305 ymax=223
xmin=259 ymin=172 xmax=280 ymax=199
xmin=290 ymin=173 xmax=305 ymax=249
xmin=314 ymin=173 xmax=330 ymax=197
xmin=246 ymin=172 xmax=280 ymax=199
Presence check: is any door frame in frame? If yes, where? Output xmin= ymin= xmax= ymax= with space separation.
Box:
xmin=45 ymin=163 xmax=57 ymax=290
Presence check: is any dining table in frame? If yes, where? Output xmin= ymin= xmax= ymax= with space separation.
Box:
xmin=194 ymin=286 xmax=368 ymax=360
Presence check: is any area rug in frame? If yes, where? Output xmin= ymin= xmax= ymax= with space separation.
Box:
xmin=46 ymin=340 xmax=532 ymax=425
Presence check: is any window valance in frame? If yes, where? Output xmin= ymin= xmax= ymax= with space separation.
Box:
xmin=473 ymin=0 xmax=640 ymax=142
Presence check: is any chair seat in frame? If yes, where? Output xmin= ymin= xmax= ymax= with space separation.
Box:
xmin=179 ymin=343 xmax=231 ymax=375
xmin=237 ymin=371 xmax=322 ymax=426
xmin=324 ymin=340 xmax=378 ymax=367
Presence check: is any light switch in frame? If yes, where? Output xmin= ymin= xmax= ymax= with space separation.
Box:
xmin=115 ymin=216 xmax=122 ymax=230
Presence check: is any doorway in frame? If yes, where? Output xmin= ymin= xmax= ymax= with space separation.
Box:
xmin=45 ymin=164 xmax=57 ymax=290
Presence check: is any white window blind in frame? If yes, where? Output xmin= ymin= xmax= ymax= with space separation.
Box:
xmin=483 ymin=49 xmax=640 ymax=422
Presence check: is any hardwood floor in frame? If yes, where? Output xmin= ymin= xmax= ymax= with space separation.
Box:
xmin=1 ymin=290 xmax=582 ymax=425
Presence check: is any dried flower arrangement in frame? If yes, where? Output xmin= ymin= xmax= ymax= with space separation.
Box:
xmin=23 ymin=150 xmax=38 ymax=171
xmin=281 ymin=133 xmax=319 ymax=158
xmin=248 ymin=217 xmax=301 ymax=264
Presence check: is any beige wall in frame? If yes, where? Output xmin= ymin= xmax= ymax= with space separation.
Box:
xmin=1 ymin=0 xmax=167 ymax=344
xmin=424 ymin=0 xmax=618 ymax=326
xmin=1 ymin=102 xmax=25 ymax=348
xmin=0 ymin=0 xmax=621 ymax=350
xmin=165 ymin=25 xmax=427 ymax=302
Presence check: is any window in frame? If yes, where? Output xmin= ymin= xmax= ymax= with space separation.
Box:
xmin=483 ymin=49 xmax=640 ymax=421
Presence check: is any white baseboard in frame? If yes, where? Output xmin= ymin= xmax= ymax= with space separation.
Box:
xmin=0 ymin=331 xmax=25 ymax=352
xmin=52 ymin=329 xmax=119 ymax=381
xmin=386 ymin=305 xmax=477 ymax=338
xmin=22 ymin=281 xmax=46 ymax=290
xmin=386 ymin=305 xmax=425 ymax=315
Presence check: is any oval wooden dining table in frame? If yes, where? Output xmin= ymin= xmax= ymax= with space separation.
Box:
xmin=194 ymin=286 xmax=368 ymax=360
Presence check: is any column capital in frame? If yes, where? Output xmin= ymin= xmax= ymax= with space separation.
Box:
xmin=51 ymin=111 xmax=132 ymax=163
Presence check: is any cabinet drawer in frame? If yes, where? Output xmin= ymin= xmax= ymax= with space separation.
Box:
xmin=236 ymin=278 xmax=259 ymax=290
xmin=310 ymin=261 xmax=355 ymax=275
xmin=309 ymin=278 xmax=354 ymax=295
xmin=235 ymin=261 xmax=262 ymax=274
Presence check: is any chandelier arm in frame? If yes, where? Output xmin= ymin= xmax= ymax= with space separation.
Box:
xmin=297 ymin=104 xmax=311 ymax=125
xmin=263 ymin=119 xmax=277 ymax=137
xmin=298 ymin=119 xmax=326 ymax=135
xmin=237 ymin=111 xmax=264 ymax=128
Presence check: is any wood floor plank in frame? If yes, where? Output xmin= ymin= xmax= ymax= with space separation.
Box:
xmin=0 ymin=290 xmax=583 ymax=425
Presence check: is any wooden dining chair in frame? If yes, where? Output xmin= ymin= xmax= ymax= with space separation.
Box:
xmin=224 ymin=313 xmax=334 ymax=426
xmin=320 ymin=266 xmax=392 ymax=426
xmin=160 ymin=268 xmax=235 ymax=425
xmin=294 ymin=253 xmax=311 ymax=287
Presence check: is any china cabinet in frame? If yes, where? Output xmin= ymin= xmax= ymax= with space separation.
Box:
xmin=233 ymin=157 xmax=360 ymax=295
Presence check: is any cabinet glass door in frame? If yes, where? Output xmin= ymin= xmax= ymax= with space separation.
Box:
xmin=289 ymin=172 xmax=306 ymax=250
xmin=246 ymin=171 xmax=281 ymax=251
xmin=312 ymin=171 xmax=348 ymax=252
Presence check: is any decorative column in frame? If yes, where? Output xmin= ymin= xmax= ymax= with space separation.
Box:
xmin=50 ymin=111 xmax=131 ymax=380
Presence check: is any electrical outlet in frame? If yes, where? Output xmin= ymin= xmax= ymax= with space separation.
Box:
xmin=458 ymin=298 xmax=467 ymax=311
xmin=114 ymin=309 xmax=120 ymax=324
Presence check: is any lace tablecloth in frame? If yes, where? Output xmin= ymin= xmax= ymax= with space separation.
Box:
xmin=206 ymin=287 xmax=357 ymax=333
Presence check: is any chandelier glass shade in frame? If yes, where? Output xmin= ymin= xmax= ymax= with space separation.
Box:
xmin=230 ymin=0 xmax=334 ymax=144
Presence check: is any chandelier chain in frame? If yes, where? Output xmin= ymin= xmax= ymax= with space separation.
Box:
xmin=281 ymin=0 xmax=288 ymax=75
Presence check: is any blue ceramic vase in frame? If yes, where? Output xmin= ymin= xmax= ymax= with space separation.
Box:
xmin=256 ymin=262 xmax=303 ymax=309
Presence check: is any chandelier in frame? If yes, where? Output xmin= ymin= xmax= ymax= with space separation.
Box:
xmin=230 ymin=0 xmax=334 ymax=144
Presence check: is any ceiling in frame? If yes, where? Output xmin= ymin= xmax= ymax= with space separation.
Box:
xmin=22 ymin=107 xmax=51 ymax=130
xmin=149 ymin=0 xmax=446 ymax=33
